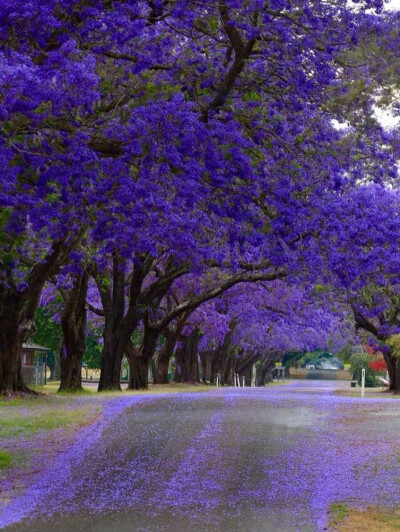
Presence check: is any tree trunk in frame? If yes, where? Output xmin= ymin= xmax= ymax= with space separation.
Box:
xmin=126 ymin=326 xmax=159 ymax=390
xmin=0 ymin=326 xmax=31 ymax=393
xmin=153 ymin=326 xmax=180 ymax=384
xmin=128 ymin=355 xmax=151 ymax=390
xmin=0 ymin=235 xmax=83 ymax=393
xmin=383 ymin=350 xmax=400 ymax=393
xmin=99 ymin=336 xmax=125 ymax=391
xmin=222 ymin=352 xmax=235 ymax=385
xmin=58 ymin=271 xmax=89 ymax=392
xmin=257 ymin=359 xmax=275 ymax=386
xmin=59 ymin=341 xmax=83 ymax=392
xmin=96 ymin=254 xmax=146 ymax=392
xmin=153 ymin=351 xmax=170 ymax=384
xmin=0 ymin=296 xmax=35 ymax=393
xmin=174 ymin=328 xmax=200 ymax=383
xmin=199 ymin=349 xmax=211 ymax=382
xmin=199 ymin=349 xmax=219 ymax=383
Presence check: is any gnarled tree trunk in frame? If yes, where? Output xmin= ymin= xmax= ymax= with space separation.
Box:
xmin=257 ymin=354 xmax=279 ymax=386
xmin=153 ymin=319 xmax=187 ymax=384
xmin=153 ymin=350 xmax=170 ymax=384
xmin=97 ymin=254 xmax=143 ymax=392
xmin=236 ymin=352 xmax=260 ymax=386
xmin=59 ymin=270 xmax=89 ymax=392
xmin=0 ymin=299 xmax=34 ymax=393
xmin=126 ymin=326 xmax=159 ymax=390
xmin=199 ymin=349 xmax=215 ymax=383
xmin=96 ymin=253 xmax=181 ymax=391
xmin=127 ymin=355 xmax=151 ymax=390
xmin=99 ymin=332 xmax=126 ymax=391
xmin=174 ymin=328 xmax=200 ymax=383
xmin=383 ymin=350 xmax=400 ymax=393
xmin=0 ymin=234 xmax=83 ymax=393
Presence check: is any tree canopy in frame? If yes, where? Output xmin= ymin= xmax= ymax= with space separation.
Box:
xmin=1 ymin=0 xmax=400 ymax=393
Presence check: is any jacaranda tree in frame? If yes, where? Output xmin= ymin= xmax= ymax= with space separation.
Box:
xmin=1 ymin=0 xmax=397 ymax=393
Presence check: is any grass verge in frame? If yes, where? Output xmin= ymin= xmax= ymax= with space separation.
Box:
xmin=329 ymin=505 xmax=400 ymax=531
xmin=265 ymin=380 xmax=291 ymax=386
xmin=334 ymin=387 xmax=400 ymax=398
xmin=0 ymin=394 xmax=102 ymax=506
xmin=29 ymin=381 xmax=216 ymax=397
xmin=0 ymin=401 xmax=100 ymax=438
xmin=0 ymin=450 xmax=12 ymax=470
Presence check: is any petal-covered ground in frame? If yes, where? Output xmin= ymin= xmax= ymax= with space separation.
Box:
xmin=1 ymin=381 xmax=400 ymax=532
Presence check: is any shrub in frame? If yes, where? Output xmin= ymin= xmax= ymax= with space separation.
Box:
xmin=350 ymin=351 xmax=380 ymax=387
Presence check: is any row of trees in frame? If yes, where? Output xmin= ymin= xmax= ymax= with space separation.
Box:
xmin=1 ymin=1 xmax=400 ymax=393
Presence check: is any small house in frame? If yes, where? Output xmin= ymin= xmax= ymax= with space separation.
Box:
xmin=20 ymin=342 xmax=51 ymax=386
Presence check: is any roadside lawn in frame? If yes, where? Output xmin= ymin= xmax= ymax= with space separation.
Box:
xmin=329 ymin=504 xmax=400 ymax=531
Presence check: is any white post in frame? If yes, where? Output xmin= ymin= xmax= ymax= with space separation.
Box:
xmin=216 ymin=375 xmax=219 ymax=387
xmin=361 ymin=368 xmax=365 ymax=398
xmin=251 ymin=365 xmax=256 ymax=387
xmin=236 ymin=374 xmax=240 ymax=387
xmin=242 ymin=376 xmax=245 ymax=387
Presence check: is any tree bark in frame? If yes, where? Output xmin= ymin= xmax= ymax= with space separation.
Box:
xmin=97 ymin=254 xmax=141 ymax=391
xmin=58 ymin=271 xmax=89 ymax=392
xmin=174 ymin=328 xmax=200 ymax=383
xmin=99 ymin=336 xmax=125 ymax=391
xmin=126 ymin=326 xmax=159 ymax=390
xmin=153 ymin=317 xmax=188 ymax=384
xmin=153 ymin=350 xmax=170 ymax=384
xmin=96 ymin=253 xmax=185 ymax=391
xmin=257 ymin=357 xmax=277 ymax=386
xmin=236 ymin=352 xmax=260 ymax=385
xmin=54 ymin=345 xmax=61 ymax=381
xmin=383 ymin=350 xmax=400 ymax=393
xmin=127 ymin=355 xmax=151 ymax=390
xmin=199 ymin=349 xmax=216 ymax=383
xmin=0 ymin=300 xmax=33 ymax=393
xmin=0 ymin=234 xmax=83 ymax=393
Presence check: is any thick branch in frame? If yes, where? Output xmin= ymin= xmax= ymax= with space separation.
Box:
xmin=154 ymin=268 xmax=287 ymax=332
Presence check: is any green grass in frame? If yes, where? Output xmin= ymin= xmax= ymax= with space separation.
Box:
xmin=0 ymin=396 xmax=53 ymax=407
xmin=0 ymin=397 xmax=26 ymax=407
xmin=264 ymin=380 xmax=290 ymax=386
xmin=0 ymin=400 xmax=100 ymax=437
xmin=330 ymin=503 xmax=350 ymax=524
xmin=30 ymin=381 xmax=214 ymax=397
xmin=0 ymin=450 xmax=12 ymax=469
xmin=331 ymin=506 xmax=400 ymax=531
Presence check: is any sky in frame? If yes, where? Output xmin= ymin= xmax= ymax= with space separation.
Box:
xmin=386 ymin=0 xmax=400 ymax=9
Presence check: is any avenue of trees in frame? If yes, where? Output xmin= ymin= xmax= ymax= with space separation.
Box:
xmin=2 ymin=0 xmax=400 ymax=394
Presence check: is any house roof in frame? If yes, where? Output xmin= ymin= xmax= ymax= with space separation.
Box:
xmin=21 ymin=342 xmax=51 ymax=352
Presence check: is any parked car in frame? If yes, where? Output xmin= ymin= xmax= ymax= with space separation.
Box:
xmin=377 ymin=376 xmax=389 ymax=387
